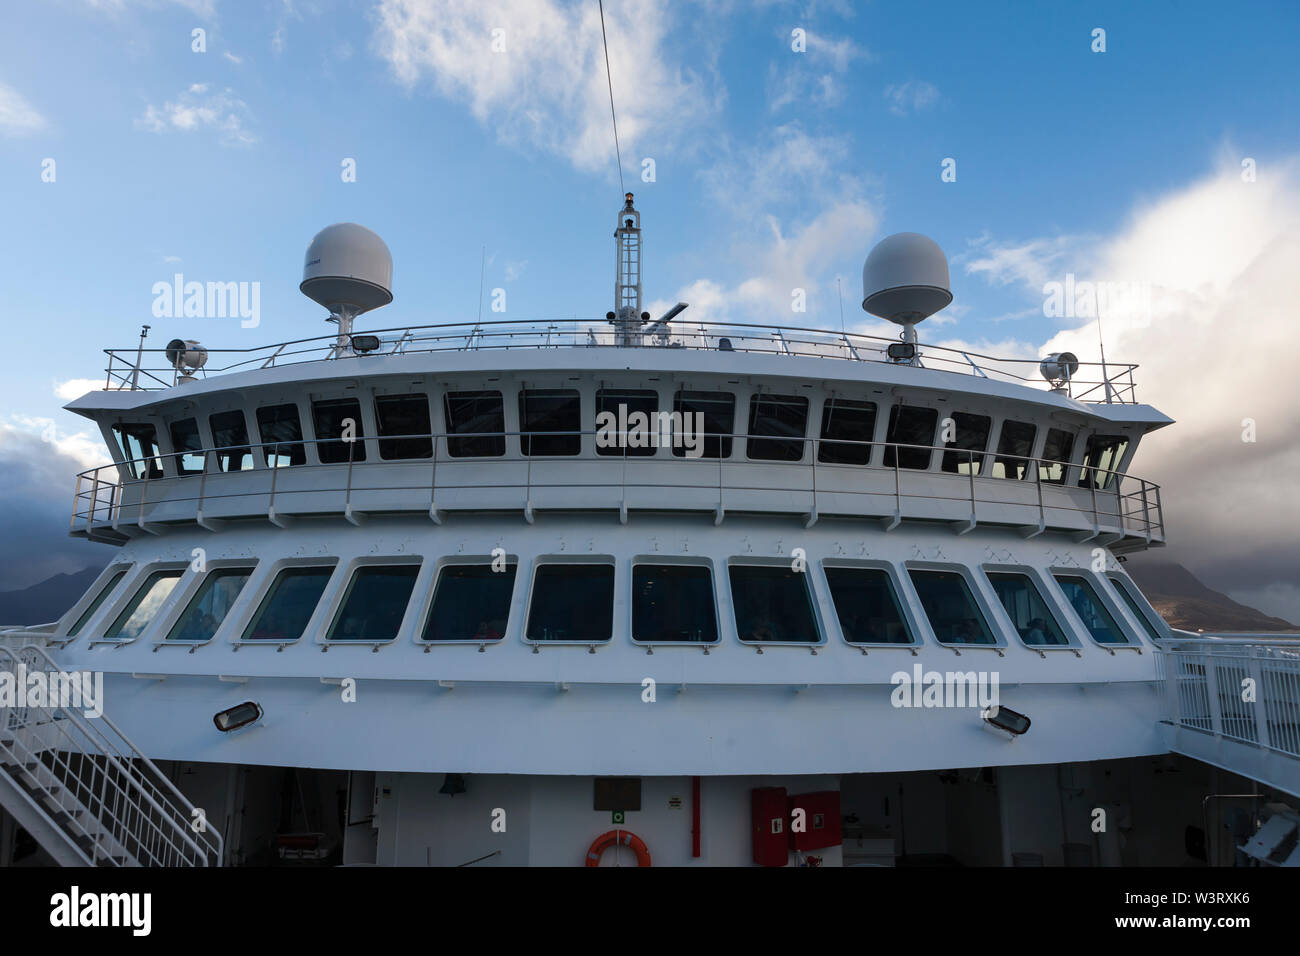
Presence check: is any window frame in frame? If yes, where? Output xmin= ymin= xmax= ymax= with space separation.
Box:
xmin=1105 ymin=572 xmax=1170 ymax=645
xmin=374 ymin=392 xmax=434 ymax=461
xmin=112 ymin=421 xmax=164 ymax=480
xmin=311 ymin=397 xmax=367 ymax=465
xmin=443 ymin=389 xmax=507 ymax=458
xmin=231 ymin=558 xmax=339 ymax=646
xmin=521 ymin=556 xmax=618 ymax=647
xmin=93 ymin=563 xmax=188 ymax=645
xmin=882 ymin=403 xmax=939 ymax=471
xmin=595 ymin=387 xmax=660 ymax=458
xmin=672 ymin=390 xmax=736 ymax=459
xmin=727 ymin=557 xmax=827 ymax=647
xmin=745 ymin=393 xmax=810 ymax=463
xmin=319 ymin=556 xmax=424 ymax=646
xmin=167 ymin=417 xmax=205 ymax=476
xmin=255 ymin=402 xmax=307 ymax=469
xmin=817 ymin=397 xmax=879 ymax=466
xmin=903 ymin=561 xmax=1006 ymax=650
xmin=628 ymin=557 xmax=721 ymax=647
xmin=157 ymin=561 xmax=260 ymax=645
xmin=518 ymin=388 xmax=584 ymax=457
xmin=1049 ymin=567 xmax=1142 ymax=651
xmin=208 ymin=408 xmax=256 ymax=473
xmin=415 ymin=555 xmax=521 ymax=646
xmin=991 ymin=419 xmax=1038 ymax=480
xmin=56 ymin=563 xmax=135 ymax=643
xmin=820 ymin=559 xmax=922 ymax=649
xmin=979 ymin=564 xmax=1080 ymax=652
xmin=940 ymin=411 xmax=993 ymax=476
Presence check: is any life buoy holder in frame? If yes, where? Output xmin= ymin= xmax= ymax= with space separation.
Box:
xmin=585 ymin=829 xmax=652 ymax=867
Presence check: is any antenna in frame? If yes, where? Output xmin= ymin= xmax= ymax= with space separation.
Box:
xmin=861 ymin=232 xmax=953 ymax=367
xmin=300 ymin=223 xmax=394 ymax=357
xmin=1096 ymin=299 xmax=1112 ymax=403
xmin=131 ymin=324 xmax=150 ymax=390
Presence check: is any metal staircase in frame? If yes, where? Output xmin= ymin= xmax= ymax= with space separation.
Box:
xmin=0 ymin=640 xmax=222 ymax=866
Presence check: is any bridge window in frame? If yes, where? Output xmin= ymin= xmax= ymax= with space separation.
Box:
xmin=519 ymin=389 xmax=581 ymax=456
xmin=256 ymin=404 xmax=306 ymax=468
xmin=112 ymin=423 xmax=163 ymax=479
xmin=992 ymin=420 xmax=1036 ymax=479
xmin=1054 ymin=573 xmax=1129 ymax=644
xmin=421 ymin=562 xmax=517 ymax=642
xmin=375 ymin=394 xmax=433 ymax=460
xmin=632 ymin=564 xmax=718 ymax=643
xmin=747 ymin=394 xmax=809 ymax=461
xmin=166 ymin=566 xmax=255 ymax=642
xmin=312 ymin=398 xmax=365 ymax=464
xmin=168 ymin=418 xmax=204 ymax=475
xmin=908 ymin=569 xmax=996 ymax=645
xmin=105 ymin=569 xmax=184 ymax=641
xmin=824 ymin=566 xmax=913 ymax=644
xmin=327 ymin=565 xmax=419 ymax=641
xmin=673 ymin=391 xmax=735 ymax=459
xmin=66 ymin=566 xmax=131 ymax=637
xmin=818 ymin=398 xmax=876 ymax=465
xmin=940 ymin=412 xmax=992 ymax=475
xmin=1107 ymin=574 xmax=1167 ymax=643
xmin=883 ymin=405 xmax=938 ymax=470
xmin=985 ymin=572 xmax=1069 ymax=646
xmin=209 ymin=410 xmax=253 ymax=472
xmin=596 ymin=388 xmax=659 ymax=457
xmin=730 ymin=565 xmax=820 ymax=643
xmin=1039 ymin=428 xmax=1075 ymax=484
xmin=444 ymin=390 xmax=505 ymax=458
xmin=242 ymin=565 xmax=334 ymax=642
xmin=526 ymin=564 xmax=614 ymax=642
xmin=1079 ymin=434 xmax=1129 ymax=490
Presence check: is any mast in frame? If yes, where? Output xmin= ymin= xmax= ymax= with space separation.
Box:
xmin=611 ymin=192 xmax=643 ymax=346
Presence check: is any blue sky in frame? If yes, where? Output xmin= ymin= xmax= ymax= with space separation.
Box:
xmin=1 ymin=0 xmax=1299 ymax=615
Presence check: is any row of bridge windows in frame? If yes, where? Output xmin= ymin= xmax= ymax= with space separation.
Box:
xmin=65 ymin=556 xmax=1165 ymax=651
xmin=112 ymin=389 xmax=1131 ymax=489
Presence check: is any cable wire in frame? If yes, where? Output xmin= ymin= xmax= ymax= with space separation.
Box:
xmin=598 ymin=0 xmax=626 ymax=193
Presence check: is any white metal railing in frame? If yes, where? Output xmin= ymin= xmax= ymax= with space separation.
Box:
xmin=0 ymin=641 xmax=223 ymax=866
xmin=99 ymin=318 xmax=1143 ymax=403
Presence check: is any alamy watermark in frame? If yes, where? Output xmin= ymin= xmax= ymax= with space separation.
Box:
xmin=595 ymin=405 xmax=706 ymax=458
xmin=0 ymin=663 xmax=104 ymax=718
xmin=151 ymin=274 xmax=260 ymax=328
xmin=890 ymin=663 xmax=1000 ymax=712
xmin=1042 ymin=273 xmax=1151 ymax=322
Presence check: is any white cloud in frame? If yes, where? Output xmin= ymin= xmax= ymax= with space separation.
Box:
xmin=223 ymin=51 xmax=244 ymax=65
xmin=136 ymin=83 xmax=256 ymax=145
xmin=79 ymin=0 xmax=217 ymax=15
xmin=768 ymin=29 xmax=868 ymax=111
xmin=504 ymin=260 xmax=527 ymax=282
xmin=2 ymin=416 xmax=111 ymax=472
xmin=54 ymin=379 xmax=108 ymax=402
xmin=0 ymin=82 xmax=47 ymax=136
xmin=883 ymin=80 xmax=939 ymax=116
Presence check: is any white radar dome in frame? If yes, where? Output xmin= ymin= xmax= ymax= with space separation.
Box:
xmin=300 ymin=223 xmax=394 ymax=315
xmin=861 ymin=232 xmax=953 ymax=324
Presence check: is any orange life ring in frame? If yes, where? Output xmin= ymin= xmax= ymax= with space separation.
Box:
xmin=585 ymin=829 xmax=652 ymax=867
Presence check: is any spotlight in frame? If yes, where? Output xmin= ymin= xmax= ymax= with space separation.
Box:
xmin=213 ymin=701 xmax=262 ymax=733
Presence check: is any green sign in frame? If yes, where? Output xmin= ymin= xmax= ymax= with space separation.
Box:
xmin=611 ymin=810 xmax=625 ymax=824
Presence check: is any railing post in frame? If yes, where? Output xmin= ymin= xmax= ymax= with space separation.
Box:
xmin=1205 ymin=654 xmax=1222 ymax=738
xmin=1248 ymin=650 xmax=1272 ymax=750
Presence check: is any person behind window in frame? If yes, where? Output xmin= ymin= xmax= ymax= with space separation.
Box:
xmin=1026 ymin=617 xmax=1047 ymax=644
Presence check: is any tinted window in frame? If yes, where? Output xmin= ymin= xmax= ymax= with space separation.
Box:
xmin=526 ymin=565 xmax=614 ymax=642
xmin=1108 ymin=575 xmax=1167 ymax=643
xmin=1039 ymin=428 xmax=1075 ymax=484
xmin=1055 ymin=574 xmax=1128 ymax=644
xmin=328 ymin=565 xmax=419 ymax=641
xmin=169 ymin=418 xmax=204 ymax=475
xmin=444 ymin=391 xmax=505 ymax=457
xmin=375 ymin=394 xmax=433 ymax=460
xmin=730 ymin=565 xmax=819 ymax=643
xmin=257 ymin=404 xmax=305 ymax=467
xmin=312 ymin=398 xmax=365 ymax=464
xmin=746 ymin=394 xmax=808 ymax=461
xmin=824 ymin=567 xmax=912 ymax=644
xmin=519 ymin=389 xmax=581 ymax=456
xmin=422 ymin=563 xmax=517 ymax=642
xmin=113 ymin=423 xmax=163 ymax=479
xmin=883 ymin=405 xmax=938 ymax=470
xmin=242 ymin=566 xmax=334 ymax=641
xmin=986 ymin=572 xmax=1069 ymax=646
xmin=632 ymin=565 xmax=718 ymax=643
xmin=993 ymin=420 xmax=1036 ymax=479
xmin=819 ymin=399 xmax=876 ymax=465
xmin=166 ymin=567 xmax=254 ymax=641
xmin=673 ymin=391 xmax=734 ymax=459
xmin=908 ymin=569 xmax=996 ymax=644
xmin=595 ymin=389 xmax=659 ymax=457
xmin=106 ymin=569 xmax=183 ymax=641
xmin=209 ymin=410 xmax=253 ymax=472
xmin=67 ymin=567 xmax=130 ymax=637
xmin=940 ymin=412 xmax=992 ymax=475
xmin=1079 ymin=434 xmax=1129 ymax=490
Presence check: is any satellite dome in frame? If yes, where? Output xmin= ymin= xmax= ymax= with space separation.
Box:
xmin=861 ymin=232 xmax=953 ymax=324
xmin=300 ymin=223 xmax=393 ymax=315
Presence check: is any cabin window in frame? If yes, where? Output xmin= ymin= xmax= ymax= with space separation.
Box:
xmin=818 ymin=398 xmax=877 ymax=464
xmin=312 ymin=398 xmax=365 ymax=464
xmin=632 ymin=564 xmax=718 ymax=643
xmin=242 ymin=566 xmax=334 ymax=642
xmin=519 ymin=389 xmax=581 ymax=456
xmin=1107 ymin=574 xmax=1167 ymax=643
xmin=940 ymin=413 xmax=992 ymax=475
xmin=526 ymin=564 xmax=614 ymax=642
xmin=1054 ymin=573 xmax=1129 ymax=644
xmin=67 ymin=566 xmax=131 ymax=637
xmin=985 ymin=572 xmax=1069 ymax=646
xmin=1038 ymin=428 xmax=1075 ymax=484
xmin=908 ymin=569 xmax=996 ymax=645
xmin=169 ymin=418 xmax=204 ymax=475
xmin=747 ymin=394 xmax=809 ymax=462
xmin=673 ymin=391 xmax=735 ymax=459
xmin=824 ymin=566 xmax=913 ymax=644
xmin=327 ymin=565 xmax=419 ymax=641
xmin=595 ymin=388 xmax=659 ymax=457
xmin=112 ymin=423 xmax=163 ymax=479
xmin=1079 ymin=434 xmax=1129 ymax=490
xmin=375 ymin=394 xmax=433 ymax=460
xmin=256 ymin=404 xmax=306 ymax=467
xmin=883 ymin=405 xmax=938 ymax=470
xmin=166 ymin=566 xmax=255 ymax=642
xmin=209 ymin=410 xmax=253 ymax=472
xmin=444 ymin=391 xmax=505 ymax=458
xmin=421 ymin=563 xmax=517 ymax=642
xmin=992 ymin=420 xmax=1037 ymax=479
xmin=105 ymin=569 xmax=184 ymax=641
xmin=730 ymin=565 xmax=819 ymax=643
